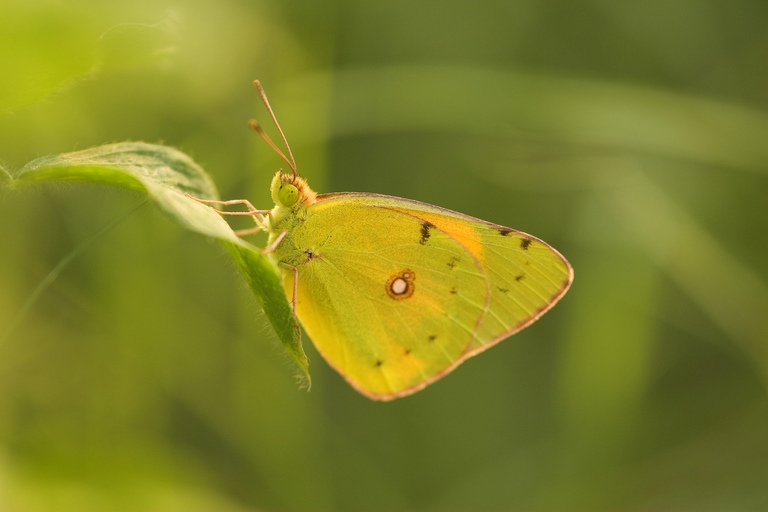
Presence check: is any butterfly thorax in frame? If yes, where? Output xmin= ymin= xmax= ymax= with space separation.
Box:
xmin=267 ymin=171 xmax=318 ymax=267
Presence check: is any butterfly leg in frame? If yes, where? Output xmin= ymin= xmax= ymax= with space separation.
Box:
xmin=276 ymin=261 xmax=299 ymax=312
xmin=287 ymin=263 xmax=304 ymax=385
xmin=278 ymin=263 xmax=299 ymax=313
xmin=261 ymin=230 xmax=287 ymax=255
xmin=291 ymin=264 xmax=299 ymax=313
xmin=185 ymin=194 xmax=269 ymax=216
xmin=185 ymin=194 xmax=270 ymax=236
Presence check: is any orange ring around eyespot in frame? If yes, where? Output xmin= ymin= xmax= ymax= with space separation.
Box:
xmin=386 ymin=269 xmax=415 ymax=300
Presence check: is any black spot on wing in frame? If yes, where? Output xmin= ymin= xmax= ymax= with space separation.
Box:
xmin=500 ymin=229 xmax=533 ymax=250
xmin=428 ymin=334 xmax=437 ymax=342
xmin=449 ymin=287 xmax=458 ymax=295
xmin=447 ymin=256 xmax=460 ymax=269
xmin=498 ymin=286 xmax=509 ymax=294
xmin=515 ymin=273 xmax=526 ymax=282
xmin=375 ymin=359 xmax=383 ymax=367
xmin=420 ymin=221 xmax=435 ymax=245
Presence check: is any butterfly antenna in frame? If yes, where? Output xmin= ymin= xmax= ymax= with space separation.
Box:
xmin=251 ymin=80 xmax=297 ymax=178
xmin=248 ymin=119 xmax=295 ymax=173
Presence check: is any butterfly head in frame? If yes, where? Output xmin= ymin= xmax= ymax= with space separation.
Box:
xmin=270 ymin=170 xmax=317 ymax=211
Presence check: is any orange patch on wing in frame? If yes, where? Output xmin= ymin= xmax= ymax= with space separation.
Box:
xmin=395 ymin=209 xmax=484 ymax=259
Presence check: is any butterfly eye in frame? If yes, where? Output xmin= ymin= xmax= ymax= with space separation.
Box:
xmin=278 ymin=183 xmax=300 ymax=207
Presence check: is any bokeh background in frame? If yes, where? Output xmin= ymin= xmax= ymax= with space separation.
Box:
xmin=2 ymin=0 xmax=768 ymax=510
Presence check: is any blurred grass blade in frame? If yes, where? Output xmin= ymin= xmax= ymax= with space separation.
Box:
xmin=10 ymin=142 xmax=309 ymax=383
xmin=319 ymin=65 xmax=768 ymax=173
xmin=0 ymin=199 xmax=149 ymax=345
xmin=616 ymin=170 xmax=768 ymax=385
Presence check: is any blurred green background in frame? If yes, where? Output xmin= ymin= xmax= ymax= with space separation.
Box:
xmin=2 ymin=0 xmax=768 ymax=510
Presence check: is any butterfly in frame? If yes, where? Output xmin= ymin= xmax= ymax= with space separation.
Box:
xmin=196 ymin=81 xmax=573 ymax=401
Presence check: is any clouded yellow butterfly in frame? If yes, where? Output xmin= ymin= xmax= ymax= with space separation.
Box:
xmin=198 ymin=81 xmax=573 ymax=401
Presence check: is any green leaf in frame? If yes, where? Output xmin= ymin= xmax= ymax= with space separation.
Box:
xmin=10 ymin=142 xmax=309 ymax=384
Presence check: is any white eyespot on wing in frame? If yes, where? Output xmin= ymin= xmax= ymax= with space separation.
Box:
xmin=386 ymin=270 xmax=415 ymax=300
xmin=391 ymin=278 xmax=407 ymax=294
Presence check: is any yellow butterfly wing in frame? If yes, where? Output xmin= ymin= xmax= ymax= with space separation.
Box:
xmin=276 ymin=192 xmax=573 ymax=401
